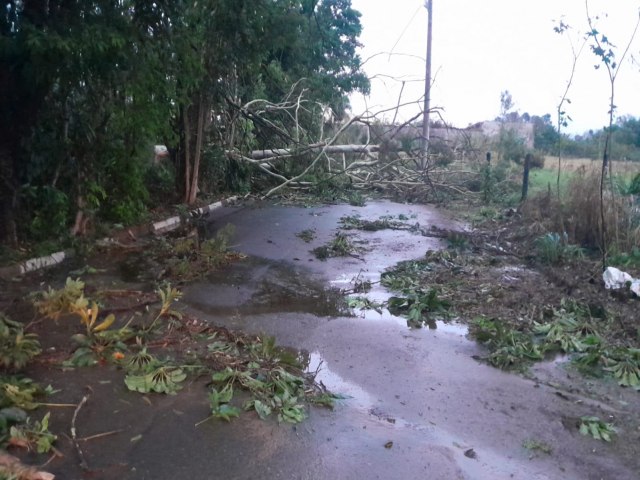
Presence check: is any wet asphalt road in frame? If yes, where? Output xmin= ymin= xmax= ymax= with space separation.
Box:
xmin=165 ymin=200 xmax=637 ymax=480
xmin=12 ymin=200 xmax=640 ymax=480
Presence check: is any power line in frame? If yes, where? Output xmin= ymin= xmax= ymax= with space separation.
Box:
xmin=388 ymin=4 xmax=423 ymax=60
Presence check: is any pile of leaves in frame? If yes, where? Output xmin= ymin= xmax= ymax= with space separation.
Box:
xmin=468 ymin=300 xmax=640 ymax=390
xmin=151 ymin=224 xmax=244 ymax=281
xmin=312 ymin=232 xmax=362 ymax=260
xmin=30 ymin=278 xmax=339 ymax=426
xmin=0 ymin=313 xmax=57 ymax=458
xmin=339 ymin=214 xmax=415 ymax=232
xmin=379 ymin=257 xmax=452 ymax=328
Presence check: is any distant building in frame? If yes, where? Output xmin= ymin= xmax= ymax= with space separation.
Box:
xmin=465 ymin=121 xmax=535 ymax=149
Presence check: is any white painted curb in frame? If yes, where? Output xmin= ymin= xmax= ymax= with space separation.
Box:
xmin=0 ymin=196 xmax=239 ymax=278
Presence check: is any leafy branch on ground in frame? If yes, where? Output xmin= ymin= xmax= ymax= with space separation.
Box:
xmin=31 ymin=278 xmax=341 ymax=428
xmin=578 ymin=416 xmax=616 ymax=442
xmin=312 ymin=232 xmax=363 ymax=260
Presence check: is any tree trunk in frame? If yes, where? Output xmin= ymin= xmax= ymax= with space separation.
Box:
xmin=0 ymin=147 xmax=18 ymax=246
xmin=174 ymin=92 xmax=209 ymax=205
xmin=521 ymin=153 xmax=531 ymax=202
xmin=187 ymin=97 xmax=206 ymax=204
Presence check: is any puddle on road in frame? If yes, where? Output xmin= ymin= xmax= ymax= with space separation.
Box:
xmin=336 ymin=268 xmax=469 ymax=336
xmin=184 ymin=256 xmax=348 ymax=317
xmin=308 ymin=351 xmax=375 ymax=411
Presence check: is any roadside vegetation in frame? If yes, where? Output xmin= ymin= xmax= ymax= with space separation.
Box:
xmin=1 ymin=4 xmax=639 ymax=478
xmin=0 ymin=275 xmax=340 ymax=476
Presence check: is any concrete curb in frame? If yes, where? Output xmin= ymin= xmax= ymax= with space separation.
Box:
xmin=0 ymin=196 xmax=239 ymax=279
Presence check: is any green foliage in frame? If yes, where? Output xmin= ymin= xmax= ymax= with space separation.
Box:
xmin=0 ymin=376 xmax=54 ymax=452
xmin=347 ymin=296 xmax=383 ymax=314
xmin=160 ymin=224 xmax=237 ymax=280
xmin=480 ymin=161 xmax=512 ymax=203
xmin=21 ymin=185 xmax=70 ymax=241
xmin=628 ymin=172 xmax=640 ymax=195
xmin=201 ymin=146 xmax=252 ymax=195
xmin=0 ymin=377 xmax=51 ymax=411
xmin=296 ymin=229 xmax=316 ymax=243
xmin=145 ymin=161 xmax=177 ymax=206
xmin=200 ymin=333 xmax=336 ymax=424
xmin=497 ymin=128 xmax=527 ymax=164
xmin=0 ymin=315 xmax=41 ymax=371
xmin=8 ymin=412 xmax=57 ymax=453
xmin=1 ymin=0 xmax=369 ymax=245
xmin=535 ymin=232 xmax=584 ymax=265
xmin=469 ymin=317 xmax=544 ymax=370
xmin=340 ymin=215 xmax=407 ymax=231
xmin=604 ymin=348 xmax=640 ymax=388
xmin=533 ymin=311 xmax=599 ymax=354
xmin=125 ymin=366 xmax=187 ymax=395
xmin=312 ymin=233 xmax=358 ymax=260
xmin=201 ymin=224 xmax=236 ymax=267
xmin=578 ymin=416 xmax=616 ymax=442
xmin=522 ymin=439 xmax=553 ymax=455
xmin=208 ymin=385 xmax=241 ymax=422
xmin=381 ymin=259 xmax=432 ymax=291
xmin=34 ymin=277 xmax=85 ymax=321
xmin=122 ymin=335 xmax=188 ymax=395
xmin=388 ymin=289 xmax=450 ymax=329
xmin=446 ymin=232 xmax=469 ymax=251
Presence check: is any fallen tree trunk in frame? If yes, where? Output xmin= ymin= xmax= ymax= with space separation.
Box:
xmin=250 ymin=144 xmax=379 ymax=160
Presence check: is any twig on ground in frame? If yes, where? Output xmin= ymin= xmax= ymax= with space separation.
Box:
xmin=71 ymin=392 xmax=91 ymax=471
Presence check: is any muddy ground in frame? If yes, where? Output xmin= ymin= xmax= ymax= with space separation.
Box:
xmin=1 ymin=199 xmax=639 ymax=479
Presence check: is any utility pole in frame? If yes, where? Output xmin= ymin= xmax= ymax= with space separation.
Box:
xmin=422 ymin=0 xmax=433 ymax=166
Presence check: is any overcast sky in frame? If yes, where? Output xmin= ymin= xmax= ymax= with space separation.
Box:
xmin=349 ymin=0 xmax=640 ymax=134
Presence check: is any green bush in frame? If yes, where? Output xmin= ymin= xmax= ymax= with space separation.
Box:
xmin=535 ymin=232 xmax=584 ymax=265
xmin=21 ymin=186 xmax=70 ymax=241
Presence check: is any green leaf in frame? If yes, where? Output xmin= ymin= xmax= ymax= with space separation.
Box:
xmin=211 ymin=367 xmax=236 ymax=383
xmin=125 ymin=367 xmax=186 ymax=395
xmin=252 ymin=400 xmax=272 ymax=420
xmin=215 ymin=404 xmax=240 ymax=422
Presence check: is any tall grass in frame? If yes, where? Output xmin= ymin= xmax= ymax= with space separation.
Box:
xmin=523 ymin=168 xmax=640 ymax=255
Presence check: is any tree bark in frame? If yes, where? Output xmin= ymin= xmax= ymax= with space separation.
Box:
xmin=249 ymin=144 xmax=380 ymax=160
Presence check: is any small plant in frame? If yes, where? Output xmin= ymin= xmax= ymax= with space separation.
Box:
xmin=350 ymin=273 xmax=372 ymax=293
xmin=469 ymin=317 xmax=543 ymax=370
xmin=69 ymin=297 xmax=116 ymax=337
xmin=522 ymin=439 xmax=553 ymax=455
xmin=347 ymin=296 xmax=383 ymax=314
xmin=609 ymin=247 xmax=640 ymax=269
xmin=125 ymin=365 xmax=187 ymax=395
xmin=534 ymin=315 xmax=599 ymax=354
xmin=381 ymin=259 xmax=431 ymax=291
xmin=33 ymin=277 xmax=85 ymax=320
xmin=446 ymin=232 xmax=469 ymax=251
xmin=207 ymin=384 xmax=240 ymax=421
xmin=604 ymin=348 xmax=640 ymax=388
xmin=312 ymin=233 xmax=358 ymax=260
xmin=340 ymin=215 xmax=406 ymax=232
xmin=347 ymin=190 xmax=366 ymax=207
xmin=8 ymin=412 xmax=57 ymax=453
xmin=61 ymin=297 xmax=132 ymax=367
xmin=387 ymin=288 xmax=450 ymax=329
xmin=200 ymin=224 xmax=236 ymax=267
xmin=0 ymin=377 xmax=52 ymax=412
xmin=578 ymin=416 xmax=616 ymax=442
xmin=296 ymin=229 xmax=316 ymax=243
xmin=535 ymin=232 xmax=583 ymax=265
xmin=145 ymin=284 xmax=183 ymax=332
xmin=0 ymin=315 xmax=41 ymax=371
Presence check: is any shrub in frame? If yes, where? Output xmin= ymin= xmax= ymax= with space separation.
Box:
xmin=535 ymin=232 xmax=584 ymax=265
xmin=0 ymin=314 xmax=41 ymax=371
xmin=563 ymin=169 xmax=640 ymax=252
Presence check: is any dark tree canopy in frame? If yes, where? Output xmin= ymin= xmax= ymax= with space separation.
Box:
xmin=0 ymin=0 xmax=369 ymax=245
